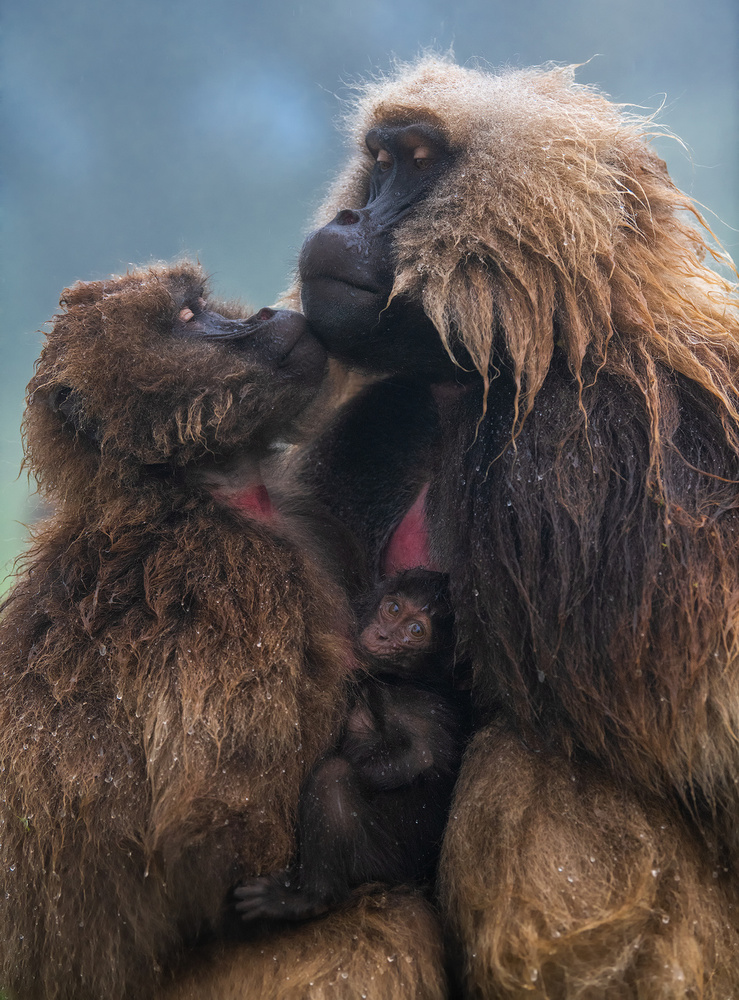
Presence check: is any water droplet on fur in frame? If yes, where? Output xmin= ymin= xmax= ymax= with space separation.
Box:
xmin=99 ymin=646 xmax=106 ymax=656
xmin=537 ymin=670 xmax=546 ymax=683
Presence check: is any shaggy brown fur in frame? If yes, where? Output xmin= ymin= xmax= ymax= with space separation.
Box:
xmin=441 ymin=721 xmax=738 ymax=998
xmin=0 ymin=263 xmax=363 ymax=999
xmin=161 ymin=889 xmax=447 ymax=999
xmin=284 ymin=57 xmax=739 ymax=995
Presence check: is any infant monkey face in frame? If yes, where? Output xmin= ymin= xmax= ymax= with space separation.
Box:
xmin=358 ymin=570 xmax=455 ymax=680
xmin=360 ymin=593 xmax=433 ymax=660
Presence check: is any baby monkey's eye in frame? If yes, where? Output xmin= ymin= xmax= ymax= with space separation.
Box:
xmin=408 ymin=621 xmax=426 ymax=637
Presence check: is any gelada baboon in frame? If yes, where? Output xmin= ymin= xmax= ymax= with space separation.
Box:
xmin=235 ymin=569 xmax=466 ymax=923
xmin=0 ymin=262 xmax=368 ymax=1000
xmin=285 ymin=57 xmax=739 ymax=996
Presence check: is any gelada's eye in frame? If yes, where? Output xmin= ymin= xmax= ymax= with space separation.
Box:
xmin=385 ymin=600 xmax=400 ymax=616
xmin=179 ymin=297 xmax=207 ymax=324
xmin=376 ymin=149 xmax=393 ymax=172
xmin=412 ymin=145 xmax=434 ymax=170
xmin=409 ymin=621 xmax=426 ymax=637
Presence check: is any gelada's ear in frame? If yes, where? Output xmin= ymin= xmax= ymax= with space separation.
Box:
xmin=49 ymin=385 xmax=102 ymax=446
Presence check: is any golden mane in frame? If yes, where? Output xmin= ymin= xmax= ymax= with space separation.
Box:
xmin=297 ymin=56 xmax=739 ymax=449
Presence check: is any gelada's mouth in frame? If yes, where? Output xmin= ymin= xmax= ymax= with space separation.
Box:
xmin=301 ymin=273 xmax=384 ymax=298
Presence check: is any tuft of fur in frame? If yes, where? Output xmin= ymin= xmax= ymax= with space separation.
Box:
xmin=440 ymin=721 xmax=738 ymax=998
xmin=0 ymin=263 xmax=353 ymax=999
xmin=160 ymin=889 xmax=447 ymax=1000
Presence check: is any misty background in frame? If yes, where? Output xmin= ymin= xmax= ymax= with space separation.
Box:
xmin=1 ymin=0 xmax=737 ymax=590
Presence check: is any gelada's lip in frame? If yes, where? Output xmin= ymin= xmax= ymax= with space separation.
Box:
xmin=301 ymin=273 xmax=383 ymax=297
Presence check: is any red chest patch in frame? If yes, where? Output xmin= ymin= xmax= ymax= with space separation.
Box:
xmin=226 ymin=483 xmax=277 ymax=521
xmin=381 ymin=483 xmax=439 ymax=576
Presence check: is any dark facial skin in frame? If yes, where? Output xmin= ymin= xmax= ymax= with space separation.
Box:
xmin=174 ymin=300 xmax=327 ymax=387
xmin=299 ymin=124 xmax=466 ymax=379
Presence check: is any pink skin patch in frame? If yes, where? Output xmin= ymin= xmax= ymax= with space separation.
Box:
xmin=217 ymin=482 xmax=361 ymax=673
xmin=227 ymin=483 xmax=276 ymax=520
xmin=381 ymin=484 xmax=439 ymax=576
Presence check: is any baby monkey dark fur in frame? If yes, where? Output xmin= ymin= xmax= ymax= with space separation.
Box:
xmin=235 ymin=569 xmax=468 ymax=922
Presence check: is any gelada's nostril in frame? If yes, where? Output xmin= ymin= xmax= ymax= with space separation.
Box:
xmin=257 ymin=308 xmax=275 ymax=321
xmin=335 ymin=209 xmax=360 ymax=226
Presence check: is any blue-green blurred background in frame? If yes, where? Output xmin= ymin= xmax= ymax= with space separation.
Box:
xmin=2 ymin=0 xmax=737 ymax=592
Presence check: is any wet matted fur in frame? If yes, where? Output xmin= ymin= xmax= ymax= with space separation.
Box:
xmin=0 ymin=263 xmax=360 ymax=999
xmin=284 ymin=56 xmax=739 ymax=996
xmin=160 ymin=889 xmax=447 ymax=1000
